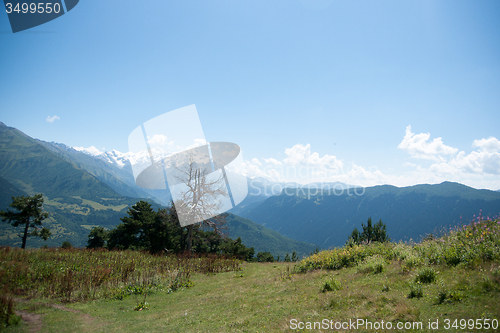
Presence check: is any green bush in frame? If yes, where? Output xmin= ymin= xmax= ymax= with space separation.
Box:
xmin=0 ymin=295 xmax=20 ymax=328
xmin=415 ymin=267 xmax=437 ymax=284
xmin=480 ymin=275 xmax=498 ymax=292
xmin=256 ymin=251 xmax=275 ymax=262
xmin=357 ymin=255 xmax=386 ymax=274
xmin=321 ymin=277 xmax=341 ymax=292
xmin=61 ymin=241 xmax=72 ymax=249
xmin=449 ymin=290 xmax=464 ymax=302
xmin=295 ymin=242 xmax=394 ymax=273
xmin=436 ymin=279 xmax=464 ymax=304
xmin=408 ymin=282 xmax=423 ymax=299
xmin=392 ymin=242 xmax=412 ymax=261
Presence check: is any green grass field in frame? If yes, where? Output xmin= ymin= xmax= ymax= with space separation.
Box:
xmin=4 ymin=261 xmax=500 ymax=332
xmin=2 ymin=217 xmax=500 ymax=332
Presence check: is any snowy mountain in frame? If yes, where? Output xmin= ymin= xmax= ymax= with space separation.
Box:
xmin=42 ymin=141 xmax=358 ymax=210
xmin=37 ymin=140 xmax=172 ymax=205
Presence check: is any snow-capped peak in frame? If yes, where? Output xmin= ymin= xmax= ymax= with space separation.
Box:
xmin=73 ymin=145 xmax=104 ymax=156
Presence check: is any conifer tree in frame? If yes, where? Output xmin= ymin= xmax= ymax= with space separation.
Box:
xmin=0 ymin=194 xmax=51 ymax=249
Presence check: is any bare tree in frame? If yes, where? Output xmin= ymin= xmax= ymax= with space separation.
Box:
xmin=173 ymin=154 xmax=229 ymax=252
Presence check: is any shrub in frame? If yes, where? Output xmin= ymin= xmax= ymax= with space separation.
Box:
xmin=256 ymin=251 xmax=275 ymax=262
xmin=408 ymin=282 xmax=423 ymax=299
xmin=436 ymin=279 xmax=464 ymax=304
xmin=436 ymin=279 xmax=448 ymax=304
xmin=392 ymin=242 xmax=413 ymax=261
xmin=449 ymin=290 xmax=464 ymax=302
xmin=415 ymin=267 xmax=437 ymax=284
xmin=402 ymin=254 xmax=423 ymax=273
xmin=357 ymin=255 xmax=386 ymax=274
xmin=321 ymin=277 xmax=341 ymax=292
xmin=0 ymin=295 xmax=20 ymax=328
xmin=480 ymin=275 xmax=497 ymax=292
xmin=295 ymin=242 xmax=394 ymax=273
xmin=61 ymin=241 xmax=72 ymax=249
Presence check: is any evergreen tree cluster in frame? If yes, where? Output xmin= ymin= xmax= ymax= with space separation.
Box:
xmin=346 ymin=217 xmax=390 ymax=246
xmin=87 ymin=200 xmax=255 ymax=261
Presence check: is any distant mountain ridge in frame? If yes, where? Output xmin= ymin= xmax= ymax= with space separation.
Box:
xmin=0 ymin=122 xmax=143 ymax=247
xmin=229 ymin=177 xmax=356 ymax=217
xmin=0 ymin=122 xmax=316 ymax=255
xmin=237 ymin=181 xmax=500 ymax=249
xmin=3 ymin=121 xmax=499 ymax=253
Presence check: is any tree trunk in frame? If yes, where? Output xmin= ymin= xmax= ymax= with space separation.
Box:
xmin=21 ymin=218 xmax=29 ymax=249
xmin=186 ymin=225 xmax=193 ymax=254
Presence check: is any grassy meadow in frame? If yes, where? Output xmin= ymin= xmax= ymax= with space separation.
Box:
xmin=1 ymin=215 xmax=500 ymax=332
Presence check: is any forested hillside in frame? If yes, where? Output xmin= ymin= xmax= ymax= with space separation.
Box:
xmin=238 ymin=182 xmax=500 ymax=248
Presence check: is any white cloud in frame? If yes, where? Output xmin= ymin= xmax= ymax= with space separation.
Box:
xmin=393 ymin=126 xmax=500 ymax=187
xmin=403 ymin=162 xmax=417 ymax=168
xmin=73 ymin=146 xmax=103 ymax=156
xmin=147 ymin=134 xmax=174 ymax=147
xmin=397 ymin=125 xmax=458 ymax=160
xmin=472 ymin=137 xmax=500 ymax=153
xmin=264 ymin=158 xmax=282 ymax=166
xmin=238 ymin=159 xmax=283 ymax=182
xmin=251 ymin=158 xmax=262 ymax=166
xmin=185 ymin=138 xmax=207 ymax=151
xmin=46 ymin=115 xmax=60 ymax=123
xmin=446 ymin=147 xmax=500 ymax=175
xmin=234 ymin=130 xmax=500 ymax=190
xmin=283 ymin=144 xmax=343 ymax=171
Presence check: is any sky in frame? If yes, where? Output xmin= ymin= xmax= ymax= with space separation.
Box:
xmin=1 ymin=0 xmax=499 ymax=189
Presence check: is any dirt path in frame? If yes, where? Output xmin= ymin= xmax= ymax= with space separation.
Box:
xmin=14 ymin=298 xmax=97 ymax=333
xmin=14 ymin=310 xmax=42 ymax=333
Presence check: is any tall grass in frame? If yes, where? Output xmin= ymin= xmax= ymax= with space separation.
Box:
xmin=0 ymin=247 xmax=241 ymax=302
xmin=295 ymin=242 xmax=393 ymax=272
xmin=416 ymin=214 xmax=500 ymax=267
xmin=295 ymin=215 xmax=500 ymax=273
xmin=0 ymin=295 xmax=20 ymax=328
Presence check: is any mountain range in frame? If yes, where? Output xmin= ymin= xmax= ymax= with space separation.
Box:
xmin=2 ymin=121 xmax=499 ymax=255
xmin=0 ymin=122 xmax=316 ymax=256
xmin=236 ymin=182 xmax=500 ymax=249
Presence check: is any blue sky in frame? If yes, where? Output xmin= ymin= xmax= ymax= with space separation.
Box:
xmin=1 ymin=0 xmax=499 ymax=189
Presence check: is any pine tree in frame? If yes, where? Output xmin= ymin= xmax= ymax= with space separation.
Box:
xmin=0 ymin=194 xmax=51 ymax=249
xmin=346 ymin=217 xmax=389 ymax=245
xmin=87 ymin=226 xmax=108 ymax=249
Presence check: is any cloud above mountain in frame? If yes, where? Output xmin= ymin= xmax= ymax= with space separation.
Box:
xmin=69 ymin=126 xmax=500 ymax=190
xmin=397 ymin=126 xmax=500 ymax=177
xmin=235 ymin=126 xmax=500 ymax=190
xmin=46 ymin=115 xmax=60 ymax=123
xmin=397 ymin=125 xmax=458 ymax=161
